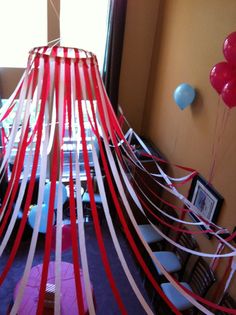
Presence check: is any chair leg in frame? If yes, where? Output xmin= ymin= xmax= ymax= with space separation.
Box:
xmin=149 ymin=240 xmax=164 ymax=251
xmin=152 ymin=293 xmax=175 ymax=315
xmin=83 ymin=205 xmax=93 ymax=224
xmin=143 ymin=276 xmax=155 ymax=304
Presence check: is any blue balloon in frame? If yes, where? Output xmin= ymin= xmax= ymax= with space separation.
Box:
xmin=43 ymin=181 xmax=68 ymax=209
xmin=28 ymin=203 xmax=53 ymax=233
xmin=173 ymin=83 xmax=196 ymax=110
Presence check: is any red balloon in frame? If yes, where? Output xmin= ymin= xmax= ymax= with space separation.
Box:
xmin=223 ymin=32 xmax=236 ymax=66
xmin=210 ymin=62 xmax=236 ymax=94
xmin=221 ymin=79 xmax=236 ymax=108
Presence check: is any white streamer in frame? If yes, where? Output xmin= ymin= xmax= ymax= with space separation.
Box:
xmin=10 ymin=93 xmax=50 ymax=314
xmin=92 ymin=139 xmax=154 ymax=314
xmin=54 ymin=48 xmax=63 ymax=315
xmin=123 ymin=158 xmax=204 ymax=227
xmin=95 ymin=66 xmax=213 ymax=314
xmin=101 ymin=133 xmax=213 ymax=314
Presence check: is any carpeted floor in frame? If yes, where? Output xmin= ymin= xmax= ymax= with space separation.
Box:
xmin=0 ymin=221 xmax=153 ymax=315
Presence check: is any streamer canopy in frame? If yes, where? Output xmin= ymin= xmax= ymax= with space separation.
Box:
xmin=0 ymin=46 xmax=142 ymax=314
xmin=1 ymin=46 xmax=236 ymax=315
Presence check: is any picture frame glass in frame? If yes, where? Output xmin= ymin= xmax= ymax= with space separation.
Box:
xmin=191 ymin=180 xmax=218 ymax=221
xmin=188 ymin=175 xmax=224 ymax=237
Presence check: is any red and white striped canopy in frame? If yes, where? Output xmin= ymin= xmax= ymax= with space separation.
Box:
xmin=0 ymin=46 xmax=235 ymax=315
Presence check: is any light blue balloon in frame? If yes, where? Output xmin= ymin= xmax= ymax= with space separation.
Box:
xmin=43 ymin=181 xmax=68 ymax=209
xmin=173 ymin=83 xmax=196 ymax=110
xmin=28 ymin=203 xmax=52 ymax=233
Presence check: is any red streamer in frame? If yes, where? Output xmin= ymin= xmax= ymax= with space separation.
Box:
xmin=75 ymin=60 xmax=128 ymax=314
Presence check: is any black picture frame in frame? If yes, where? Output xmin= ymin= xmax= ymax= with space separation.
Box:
xmin=188 ymin=175 xmax=224 ymax=238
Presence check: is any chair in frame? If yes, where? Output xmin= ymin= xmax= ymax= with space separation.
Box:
xmin=151 ymin=231 xmax=198 ymax=280
xmin=138 ymin=224 xmax=164 ymax=245
xmin=143 ymin=231 xmax=197 ymax=303
xmin=160 ymin=257 xmax=216 ymax=313
xmin=82 ymin=191 xmax=103 ymax=222
xmin=137 ymin=223 xmax=165 ymax=297
xmin=138 ymin=204 xmax=178 ymax=251
xmin=216 ymin=292 xmax=236 ymax=315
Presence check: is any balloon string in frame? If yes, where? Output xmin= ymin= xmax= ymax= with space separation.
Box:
xmin=211 ymin=107 xmax=230 ymax=181
xmin=222 ymin=107 xmax=230 ymax=132
xmin=170 ymin=120 xmax=180 ymax=158
xmin=209 ymin=103 xmax=230 ymax=182
xmin=209 ymin=98 xmax=221 ymax=183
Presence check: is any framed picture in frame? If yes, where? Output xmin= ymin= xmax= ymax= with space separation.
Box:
xmin=188 ymin=175 xmax=224 ymax=238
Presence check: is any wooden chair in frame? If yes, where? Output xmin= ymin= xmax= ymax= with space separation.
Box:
xmin=151 ymin=231 xmax=198 ymax=280
xmin=138 ymin=204 xmax=178 ymax=251
xmin=143 ymin=231 xmax=198 ymax=304
xmin=138 ymin=224 xmax=164 ymax=245
xmin=216 ymin=292 xmax=236 ymax=315
xmin=159 ymin=257 xmax=216 ymax=313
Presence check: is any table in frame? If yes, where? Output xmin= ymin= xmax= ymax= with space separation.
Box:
xmin=14 ymin=261 xmax=90 ymax=315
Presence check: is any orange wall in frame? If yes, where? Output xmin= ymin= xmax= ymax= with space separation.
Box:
xmin=141 ymin=0 xmax=236 ymax=295
xmin=119 ymin=0 xmax=160 ymax=132
xmin=143 ymin=0 xmax=236 ymax=231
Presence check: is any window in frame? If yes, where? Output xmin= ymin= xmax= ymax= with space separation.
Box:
xmin=0 ymin=0 xmax=47 ymax=68
xmin=1 ymin=99 xmax=99 ymax=180
xmin=62 ymin=101 xmax=99 ymax=180
xmin=0 ymin=0 xmax=110 ymax=70
xmin=60 ymin=0 xmax=110 ymax=71
xmin=0 ymin=1 xmax=110 ymax=180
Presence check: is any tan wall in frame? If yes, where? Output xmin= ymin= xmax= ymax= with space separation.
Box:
xmin=119 ymin=0 xmax=160 ymax=132
xmin=0 ymin=68 xmax=24 ymax=99
xmin=142 ymin=0 xmax=236 ymax=297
